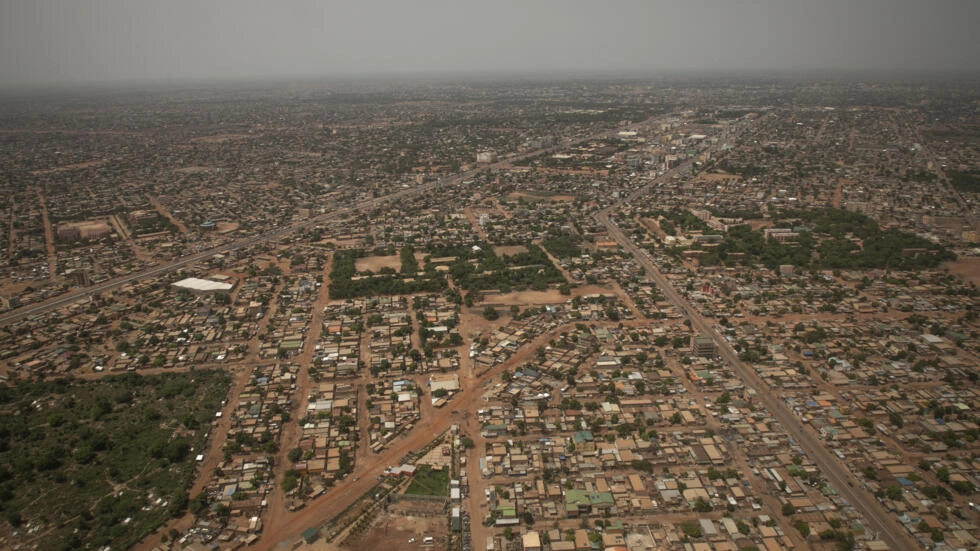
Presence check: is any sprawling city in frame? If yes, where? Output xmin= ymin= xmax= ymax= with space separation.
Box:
xmin=0 ymin=75 xmax=977 ymax=551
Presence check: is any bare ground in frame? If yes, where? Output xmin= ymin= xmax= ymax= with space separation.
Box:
xmin=506 ymin=191 xmax=575 ymax=202
xmin=355 ymin=255 xmax=402 ymax=272
xmin=216 ymin=222 xmax=239 ymax=234
xmin=694 ymin=172 xmax=741 ymax=183
xmin=943 ymin=257 xmax=980 ymax=286
xmin=493 ymin=245 xmax=528 ymax=256
xmin=746 ymin=219 xmax=774 ymax=230
xmin=189 ymin=133 xmax=251 ymax=143
xmin=639 ymin=217 xmax=666 ymax=240
xmin=348 ymin=513 xmax=447 ymax=550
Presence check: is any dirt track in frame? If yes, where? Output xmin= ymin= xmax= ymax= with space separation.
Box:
xmin=253 ymin=321 xmax=569 ymax=550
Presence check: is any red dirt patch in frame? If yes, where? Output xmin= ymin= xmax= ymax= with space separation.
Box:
xmin=344 ymin=513 xmax=447 ymax=551
xmin=943 ymin=257 xmax=980 ymax=286
xmin=355 ymin=255 xmax=402 ymax=272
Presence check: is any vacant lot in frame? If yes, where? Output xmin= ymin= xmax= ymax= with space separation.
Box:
xmin=355 ymin=255 xmax=401 ymax=272
xmin=944 ymin=257 xmax=980 ymax=286
xmin=479 ymin=289 xmax=567 ymax=306
xmin=353 ymin=513 xmax=447 ymax=551
xmin=189 ymin=133 xmax=251 ymax=143
xmin=506 ymin=191 xmax=575 ymax=202
xmin=477 ymin=283 xmax=624 ymax=308
xmin=494 ymin=245 xmax=529 ymax=257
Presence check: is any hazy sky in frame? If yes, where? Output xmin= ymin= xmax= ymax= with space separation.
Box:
xmin=1 ymin=0 xmax=978 ymax=86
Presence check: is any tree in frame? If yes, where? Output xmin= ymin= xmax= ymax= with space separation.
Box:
xmin=168 ymin=490 xmax=189 ymax=518
xmin=188 ymin=493 xmax=208 ymax=517
xmin=693 ymin=497 xmax=712 ymax=512
xmin=679 ymin=520 xmax=702 ymax=539
xmin=282 ymin=470 xmax=300 ymax=492
xmin=793 ymin=519 xmax=811 ymax=538
xmin=482 ymin=307 xmax=499 ymax=320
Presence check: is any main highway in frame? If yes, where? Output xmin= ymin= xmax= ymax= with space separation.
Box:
xmin=596 ymin=162 xmax=920 ymax=551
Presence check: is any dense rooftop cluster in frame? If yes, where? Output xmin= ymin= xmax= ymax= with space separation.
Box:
xmin=0 ymin=77 xmax=978 ymax=551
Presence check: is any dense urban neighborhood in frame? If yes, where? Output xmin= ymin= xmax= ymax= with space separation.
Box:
xmin=0 ymin=77 xmax=978 ymax=551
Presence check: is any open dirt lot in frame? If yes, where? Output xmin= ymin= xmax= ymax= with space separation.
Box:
xmin=347 ymin=513 xmax=447 ymax=551
xmin=190 ymin=133 xmax=251 ymax=143
xmin=639 ymin=217 xmax=666 ymax=239
xmin=695 ymin=172 xmax=741 ymax=183
xmin=479 ymin=289 xmax=567 ymax=306
xmin=477 ymin=283 xmax=622 ymax=307
xmin=216 ymin=221 xmax=239 ymax=234
xmin=493 ymin=245 xmax=529 ymax=256
xmin=506 ymin=191 xmax=575 ymax=202
xmin=355 ymin=255 xmax=402 ymax=272
xmin=943 ymin=257 xmax=980 ymax=286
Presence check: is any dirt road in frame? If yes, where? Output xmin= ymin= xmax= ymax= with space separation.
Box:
xmin=253 ymin=324 xmax=569 ymax=550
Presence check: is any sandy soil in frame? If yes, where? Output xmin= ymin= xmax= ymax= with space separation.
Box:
xmin=694 ymin=172 xmax=741 ymax=183
xmin=746 ymin=219 xmax=774 ymax=230
xmin=476 ymin=283 xmax=623 ymax=307
xmin=477 ymin=289 xmax=567 ymax=306
xmin=943 ymin=257 xmax=980 ymax=286
xmin=506 ymin=192 xmax=575 ymax=202
xmin=190 ymin=133 xmax=252 ymax=143
xmin=639 ymin=217 xmax=666 ymax=240
xmin=355 ymin=255 xmax=402 ymax=272
xmin=350 ymin=513 xmax=447 ymax=550
xmin=493 ymin=245 xmax=528 ymax=256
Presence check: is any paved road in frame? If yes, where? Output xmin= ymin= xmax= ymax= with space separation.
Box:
xmin=595 ymin=165 xmax=920 ymax=551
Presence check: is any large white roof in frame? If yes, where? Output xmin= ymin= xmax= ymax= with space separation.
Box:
xmin=172 ymin=277 xmax=233 ymax=292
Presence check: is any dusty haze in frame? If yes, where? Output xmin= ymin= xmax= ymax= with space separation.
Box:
xmin=1 ymin=0 xmax=979 ymax=86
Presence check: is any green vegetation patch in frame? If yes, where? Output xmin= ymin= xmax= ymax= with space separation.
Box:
xmin=440 ymin=242 xmax=567 ymax=293
xmin=948 ymin=170 xmax=980 ymax=193
xmin=329 ymin=248 xmax=447 ymax=299
xmin=403 ymin=464 xmax=449 ymax=497
xmin=0 ymin=370 xmax=230 ymax=550
xmin=691 ymin=208 xmax=954 ymax=270
xmin=541 ymin=233 xmax=584 ymax=259
xmin=650 ymin=209 xmax=714 ymax=236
